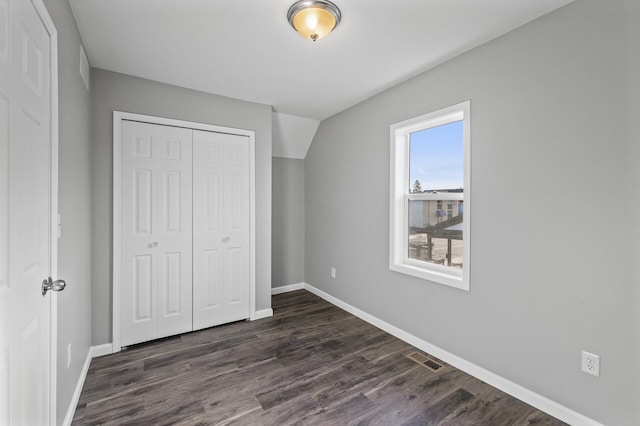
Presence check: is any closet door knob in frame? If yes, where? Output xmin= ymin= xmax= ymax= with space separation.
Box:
xmin=149 ymin=241 xmax=158 ymax=248
xmin=222 ymin=237 xmax=230 ymax=243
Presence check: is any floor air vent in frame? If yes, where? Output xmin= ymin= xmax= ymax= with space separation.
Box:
xmin=407 ymin=351 xmax=444 ymax=372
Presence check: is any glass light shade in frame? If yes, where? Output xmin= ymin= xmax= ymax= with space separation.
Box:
xmin=288 ymin=1 xmax=341 ymax=42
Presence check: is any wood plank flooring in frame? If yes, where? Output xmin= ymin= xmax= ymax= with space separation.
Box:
xmin=72 ymin=290 xmax=566 ymax=425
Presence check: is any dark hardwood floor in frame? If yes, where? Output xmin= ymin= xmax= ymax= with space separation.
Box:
xmin=72 ymin=290 xmax=565 ymax=425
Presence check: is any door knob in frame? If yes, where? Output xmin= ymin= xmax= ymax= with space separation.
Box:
xmin=149 ymin=241 xmax=158 ymax=248
xmin=42 ymin=277 xmax=67 ymax=296
xmin=222 ymin=236 xmax=230 ymax=243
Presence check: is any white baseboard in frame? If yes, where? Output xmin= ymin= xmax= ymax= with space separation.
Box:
xmin=271 ymin=282 xmax=306 ymax=295
xmin=90 ymin=343 xmax=114 ymax=357
xmin=61 ymin=347 xmax=92 ymax=426
xmin=273 ymin=282 xmax=602 ymax=426
xmin=252 ymin=308 xmax=273 ymax=320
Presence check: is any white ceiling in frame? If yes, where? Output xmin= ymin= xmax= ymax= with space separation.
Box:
xmin=70 ymin=0 xmax=574 ymax=121
xmin=272 ymin=113 xmax=320 ymax=159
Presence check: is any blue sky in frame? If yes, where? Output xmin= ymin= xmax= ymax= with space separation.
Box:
xmin=409 ymin=120 xmax=463 ymax=191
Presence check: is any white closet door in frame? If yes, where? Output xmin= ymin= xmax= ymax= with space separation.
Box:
xmin=120 ymin=121 xmax=193 ymax=346
xmin=193 ymin=130 xmax=251 ymax=330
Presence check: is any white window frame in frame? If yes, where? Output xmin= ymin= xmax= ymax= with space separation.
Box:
xmin=389 ymin=100 xmax=471 ymax=290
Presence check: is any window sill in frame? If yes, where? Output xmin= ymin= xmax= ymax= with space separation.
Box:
xmin=389 ymin=262 xmax=469 ymax=291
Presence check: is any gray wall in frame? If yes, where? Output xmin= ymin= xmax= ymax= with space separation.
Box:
xmin=272 ymin=157 xmax=305 ymax=287
xmin=42 ymin=0 xmax=93 ymax=423
xmin=630 ymin=9 xmax=640 ymax=421
xmin=305 ymin=1 xmax=639 ymax=425
xmin=90 ymin=69 xmax=272 ymax=345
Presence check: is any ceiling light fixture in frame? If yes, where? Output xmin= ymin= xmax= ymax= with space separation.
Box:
xmin=287 ymin=0 xmax=341 ymax=42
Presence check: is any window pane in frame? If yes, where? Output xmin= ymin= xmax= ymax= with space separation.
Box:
xmin=409 ymin=120 xmax=463 ymax=193
xmin=408 ymin=199 xmax=463 ymax=269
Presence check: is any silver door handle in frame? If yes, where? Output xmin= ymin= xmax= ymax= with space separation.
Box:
xmin=222 ymin=237 xmax=230 ymax=243
xmin=149 ymin=241 xmax=158 ymax=248
xmin=42 ymin=277 xmax=66 ymax=296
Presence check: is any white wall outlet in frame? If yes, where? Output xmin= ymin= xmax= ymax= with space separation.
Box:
xmin=581 ymin=350 xmax=600 ymax=377
xmin=330 ymin=267 xmax=336 ymax=279
xmin=67 ymin=343 xmax=72 ymax=369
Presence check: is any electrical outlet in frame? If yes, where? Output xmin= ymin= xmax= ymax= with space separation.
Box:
xmin=67 ymin=343 xmax=72 ymax=369
xmin=330 ymin=267 xmax=336 ymax=279
xmin=581 ymin=350 xmax=599 ymax=377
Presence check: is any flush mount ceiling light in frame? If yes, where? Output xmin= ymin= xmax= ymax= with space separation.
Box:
xmin=287 ymin=0 xmax=342 ymax=42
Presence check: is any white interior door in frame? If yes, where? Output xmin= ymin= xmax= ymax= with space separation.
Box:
xmin=120 ymin=120 xmax=193 ymax=346
xmin=0 ymin=0 xmax=54 ymax=424
xmin=193 ymin=130 xmax=251 ymax=329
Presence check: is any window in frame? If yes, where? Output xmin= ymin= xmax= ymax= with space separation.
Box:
xmin=390 ymin=101 xmax=470 ymax=290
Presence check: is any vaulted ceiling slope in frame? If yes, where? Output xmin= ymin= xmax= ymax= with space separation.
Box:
xmin=70 ymin=0 xmax=574 ymax=121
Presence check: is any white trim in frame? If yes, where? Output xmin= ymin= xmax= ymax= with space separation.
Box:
xmin=90 ymin=343 xmax=115 ymax=358
xmin=30 ymin=1 xmax=59 ymax=424
xmin=408 ymin=192 xmax=463 ymax=201
xmin=271 ymin=283 xmax=306 ymax=295
xmin=252 ymin=309 xmax=274 ymax=320
xmin=389 ymin=100 xmax=471 ymax=291
xmin=113 ymin=112 xmax=257 ymax=136
xmin=112 ymin=114 xmax=122 ymax=352
xmin=112 ymin=111 xmax=257 ymax=352
xmin=248 ymin=131 xmax=257 ymax=322
xmin=61 ymin=343 xmax=114 ymax=426
xmin=61 ymin=348 xmax=92 ymax=426
xmin=273 ymin=283 xmax=602 ymax=426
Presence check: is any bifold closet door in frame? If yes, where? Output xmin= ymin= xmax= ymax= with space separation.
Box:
xmin=193 ymin=130 xmax=251 ymax=329
xmin=120 ymin=120 xmax=193 ymax=346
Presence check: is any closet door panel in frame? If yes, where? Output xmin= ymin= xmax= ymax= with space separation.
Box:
xmin=193 ymin=130 xmax=250 ymax=330
xmin=156 ymin=135 xmax=193 ymax=338
xmin=121 ymin=120 xmax=193 ymax=346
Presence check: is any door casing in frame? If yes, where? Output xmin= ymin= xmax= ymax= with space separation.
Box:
xmin=112 ymin=111 xmax=256 ymax=352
